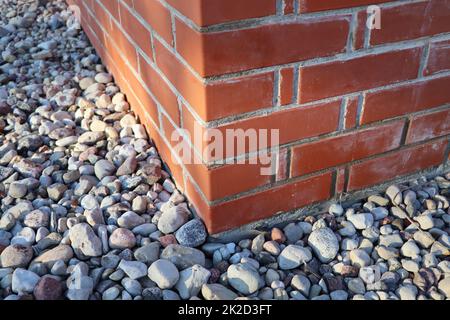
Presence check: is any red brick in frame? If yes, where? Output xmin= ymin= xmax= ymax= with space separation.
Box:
xmin=138 ymin=54 xmax=180 ymax=125
xmin=371 ymin=1 xmax=450 ymax=45
xmin=133 ymin=0 xmax=173 ymax=45
xmin=99 ymin=0 xmax=119 ymax=20
xmin=276 ymin=148 xmax=289 ymax=182
xmin=154 ymin=38 xmax=274 ymax=121
xmin=176 ymin=16 xmax=350 ymax=76
xmin=291 ymin=120 xmax=404 ymax=176
xmin=166 ymin=0 xmax=277 ymax=27
xmin=299 ymin=47 xmax=423 ymax=103
xmin=93 ymin=0 xmax=112 ymax=34
xmin=361 ymin=76 xmax=450 ymax=124
xmin=299 ymin=0 xmax=389 ymax=13
xmin=336 ymin=168 xmax=346 ymax=194
xmin=284 ymin=0 xmax=295 ymax=14
xmin=354 ymin=10 xmax=367 ymax=50
xmin=109 ymin=19 xmax=138 ymax=71
xmin=424 ymin=40 xmax=450 ymax=76
xmin=207 ymin=172 xmax=333 ymax=233
xmin=344 ymin=96 xmax=359 ymax=130
xmin=119 ymin=2 xmax=153 ymax=59
xmin=406 ymin=109 xmax=450 ymax=144
xmin=280 ymin=68 xmax=294 ymax=106
xmin=348 ymin=139 xmax=448 ymax=191
xmin=163 ymin=109 xmax=276 ymax=200
xmin=193 ymin=101 xmax=341 ymax=161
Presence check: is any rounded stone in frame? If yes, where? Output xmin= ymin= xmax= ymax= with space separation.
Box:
xmin=175 ymin=219 xmax=207 ymax=248
xmin=0 ymin=244 xmax=33 ymax=268
xmin=148 ymin=259 xmax=180 ymax=289
xmin=307 ymin=227 xmax=339 ymax=263
xmin=109 ymin=228 xmax=136 ymax=249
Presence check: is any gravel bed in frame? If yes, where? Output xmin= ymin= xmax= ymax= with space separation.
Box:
xmin=0 ymin=0 xmax=449 ymax=301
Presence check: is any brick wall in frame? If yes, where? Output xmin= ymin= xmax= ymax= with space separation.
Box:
xmin=67 ymin=0 xmax=450 ymax=234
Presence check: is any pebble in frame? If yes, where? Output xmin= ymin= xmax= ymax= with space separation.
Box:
xmin=69 ymin=223 xmax=102 ymax=257
xmin=12 ymin=268 xmax=40 ymax=293
xmin=175 ymin=264 xmax=211 ymax=299
xmin=109 ymin=228 xmax=136 ymax=249
xmin=227 ymin=263 xmax=260 ymax=295
xmin=148 ymin=259 xmax=180 ymax=289
xmin=307 ymin=227 xmax=339 ymax=263
xmin=202 ymin=283 xmax=238 ymax=300
xmin=160 ymin=244 xmax=206 ymax=269
xmin=0 ymin=244 xmax=33 ymax=268
xmin=118 ymin=260 xmax=147 ymax=280
xmin=175 ymin=219 xmax=207 ymax=248
xmin=278 ymin=245 xmax=312 ymax=270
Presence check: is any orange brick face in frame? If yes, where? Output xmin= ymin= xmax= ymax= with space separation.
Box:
xmin=299 ymin=48 xmax=423 ymax=103
xmin=290 ymin=120 xmax=405 ymax=177
xmin=76 ymin=0 xmax=450 ymax=233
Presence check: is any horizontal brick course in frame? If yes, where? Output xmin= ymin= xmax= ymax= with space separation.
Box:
xmin=348 ymin=139 xmax=448 ymax=191
xmin=299 ymin=0 xmax=389 ymax=13
xmin=176 ymin=16 xmax=351 ymax=76
xmin=290 ymin=120 xmax=405 ymax=177
xmin=166 ymin=0 xmax=277 ymax=27
xmin=424 ymin=40 xmax=450 ymax=76
xmin=406 ymin=109 xmax=450 ymax=144
xmin=206 ymin=172 xmax=334 ymax=233
xmin=133 ymin=0 xmax=173 ymax=46
xmin=299 ymin=47 xmax=423 ymax=103
xmin=370 ymin=0 xmax=450 ymax=46
xmin=361 ymin=75 xmax=450 ymax=124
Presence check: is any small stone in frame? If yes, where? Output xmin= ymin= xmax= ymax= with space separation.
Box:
xmin=109 ymin=228 xmax=136 ymax=249
xmin=201 ymin=283 xmax=238 ymax=300
xmin=116 ymin=156 xmax=138 ymax=176
xmin=148 ymin=259 xmax=180 ymax=289
xmin=33 ymin=276 xmax=63 ymax=300
xmin=94 ymin=159 xmax=116 ymax=180
xmin=69 ymin=223 xmax=102 ymax=257
xmin=8 ymin=182 xmax=27 ymax=198
xmin=330 ymin=290 xmax=348 ymax=300
xmin=134 ymin=242 xmax=160 ymax=264
xmin=349 ymin=249 xmax=371 ymax=267
xmin=329 ymin=203 xmax=344 ymax=216
xmin=227 ymin=263 xmax=260 ymax=295
xmin=386 ymin=185 xmax=402 ymax=205
xmin=396 ymin=285 xmax=418 ymax=300
xmin=118 ymin=260 xmax=147 ymax=280
xmin=175 ymin=264 xmax=211 ymax=299
xmin=359 ymin=266 xmax=381 ymax=284
xmin=438 ymin=277 xmax=450 ymax=298
xmin=47 ymin=183 xmax=67 ymax=201
xmin=32 ymin=245 xmax=74 ymax=268
xmin=400 ymin=239 xmax=421 ymax=258
xmin=95 ymin=72 xmax=113 ymax=84
xmin=283 ymin=223 xmax=304 ymax=243
xmin=291 ymin=274 xmax=311 ymax=297
xmin=157 ymin=206 xmax=189 ymax=234
xmin=278 ymin=245 xmax=312 ymax=270
xmin=12 ymin=268 xmax=40 ymax=293
xmin=117 ymin=211 xmax=145 ymax=229
xmin=103 ymin=287 xmax=120 ymax=300
xmin=175 ymin=219 xmax=207 ymax=248
xmin=271 ymin=228 xmax=286 ymax=243
xmin=307 ymin=227 xmax=339 ymax=263
xmin=160 ymin=244 xmax=205 ymax=269
xmin=251 ymin=234 xmax=265 ymax=254
xmin=0 ymin=244 xmax=33 ymax=268
xmin=348 ymin=278 xmax=366 ymax=294
xmin=347 ymin=213 xmax=374 ymax=230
